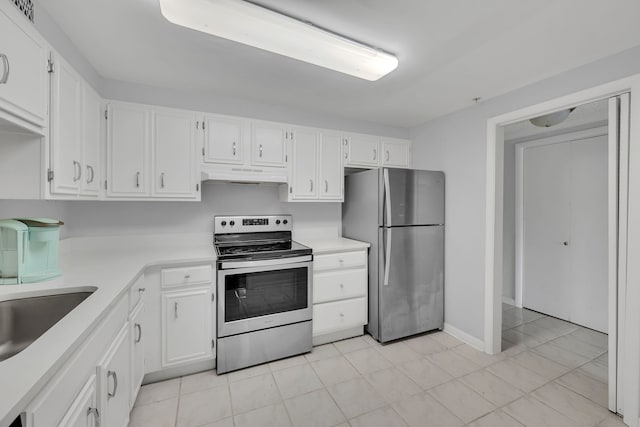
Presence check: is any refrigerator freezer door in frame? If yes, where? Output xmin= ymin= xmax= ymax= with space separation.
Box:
xmin=381 ymin=169 xmax=445 ymax=226
xmin=378 ymin=225 xmax=444 ymax=342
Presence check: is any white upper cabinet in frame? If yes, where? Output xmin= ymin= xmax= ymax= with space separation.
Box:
xmin=204 ymin=114 xmax=244 ymax=165
xmin=318 ymin=131 xmax=344 ymax=200
xmin=107 ymin=102 xmax=151 ymax=197
xmin=282 ymin=128 xmax=344 ymax=202
xmin=81 ymin=84 xmax=102 ymax=196
xmin=251 ymin=121 xmax=287 ymax=167
xmin=0 ymin=3 xmax=48 ymax=131
xmin=289 ymin=127 xmax=318 ymax=199
xmin=382 ymin=138 xmax=411 ymax=168
xmin=50 ymin=54 xmax=83 ymax=195
xmin=152 ymin=109 xmax=197 ymax=198
xmin=344 ymin=134 xmax=380 ymax=167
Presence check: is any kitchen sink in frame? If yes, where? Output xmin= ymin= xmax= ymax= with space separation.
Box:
xmin=0 ymin=291 xmax=94 ymax=362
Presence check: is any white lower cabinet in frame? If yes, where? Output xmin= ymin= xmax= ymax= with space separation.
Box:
xmin=161 ymin=286 xmax=213 ymax=367
xmin=58 ymin=375 xmax=99 ymax=427
xmin=311 ymin=247 xmax=369 ymax=344
xmin=97 ymin=323 xmax=131 ymax=427
xmin=129 ymin=301 xmax=145 ymax=408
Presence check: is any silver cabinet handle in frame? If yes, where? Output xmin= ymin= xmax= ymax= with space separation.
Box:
xmin=135 ymin=171 xmax=140 ymax=188
xmin=259 ymin=144 xmax=263 ymax=158
xmin=138 ymin=287 xmax=146 ymax=293
xmin=232 ymin=141 xmax=236 ymax=156
xmin=0 ymin=54 xmax=9 ymax=84
xmin=107 ymin=370 xmax=118 ymax=399
xmin=87 ymin=407 xmax=100 ymax=427
xmin=174 ymin=301 xmax=178 ymax=318
xmin=86 ymin=165 xmax=95 ymax=184
xmin=384 ymin=228 xmax=392 ymax=286
xmin=160 ymin=172 xmax=165 ymax=188
xmin=309 ymin=179 xmax=313 ymax=192
xmin=135 ymin=323 xmax=142 ymax=343
xmin=373 ymin=149 xmax=377 ymax=161
xmin=73 ymin=161 xmax=81 ymax=182
xmin=184 ymin=274 xmax=191 ymax=279
xmin=386 ymin=150 xmax=390 ymax=162
xmin=325 ymin=180 xmax=328 ymax=193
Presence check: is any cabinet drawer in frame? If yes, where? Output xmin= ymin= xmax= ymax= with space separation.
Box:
xmin=314 ymin=251 xmax=367 ymax=272
xmin=313 ymin=297 xmax=367 ymax=337
xmin=314 ymin=269 xmax=367 ymax=304
xmin=161 ymin=265 xmax=212 ymax=287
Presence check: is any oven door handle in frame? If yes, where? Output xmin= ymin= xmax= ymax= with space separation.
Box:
xmin=220 ymin=255 xmax=312 ymax=270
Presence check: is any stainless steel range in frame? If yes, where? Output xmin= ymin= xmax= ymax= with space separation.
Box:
xmin=214 ymin=215 xmax=313 ymax=373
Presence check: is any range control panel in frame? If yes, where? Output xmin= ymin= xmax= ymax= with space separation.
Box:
xmin=214 ymin=215 xmax=292 ymax=234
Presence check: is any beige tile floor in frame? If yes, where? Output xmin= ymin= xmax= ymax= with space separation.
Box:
xmin=129 ymin=304 xmax=624 ymax=427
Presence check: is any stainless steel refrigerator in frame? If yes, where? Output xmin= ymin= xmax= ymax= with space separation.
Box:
xmin=342 ymin=168 xmax=444 ymax=343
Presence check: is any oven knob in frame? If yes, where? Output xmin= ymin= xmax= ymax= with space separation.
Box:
xmin=283 ymin=219 xmax=288 ymax=225
xmin=230 ymin=220 xmax=235 ymax=226
xmin=221 ymin=221 xmax=227 ymax=227
xmin=276 ymin=220 xmax=281 ymax=225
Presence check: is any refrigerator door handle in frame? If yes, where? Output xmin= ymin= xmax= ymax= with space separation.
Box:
xmin=383 ymin=169 xmax=392 ymax=226
xmin=384 ymin=228 xmax=392 ymax=286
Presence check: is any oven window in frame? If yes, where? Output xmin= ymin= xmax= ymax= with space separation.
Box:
xmin=224 ymin=267 xmax=308 ymax=322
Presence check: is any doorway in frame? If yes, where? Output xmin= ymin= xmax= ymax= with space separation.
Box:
xmin=486 ymin=92 xmax=630 ymax=416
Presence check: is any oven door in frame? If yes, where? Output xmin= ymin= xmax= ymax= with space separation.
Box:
xmin=217 ymin=255 xmax=313 ymax=337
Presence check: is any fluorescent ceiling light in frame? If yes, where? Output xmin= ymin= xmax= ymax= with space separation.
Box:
xmin=158 ymin=0 xmax=399 ymax=81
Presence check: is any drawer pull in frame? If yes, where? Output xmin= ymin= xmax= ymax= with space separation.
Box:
xmin=339 ymin=313 xmax=345 ymax=318
xmin=340 ymin=283 xmax=344 ymax=288
xmin=135 ymin=323 xmax=142 ymax=343
xmin=107 ymin=370 xmax=118 ymax=399
xmin=138 ymin=287 xmax=146 ymax=293
xmin=184 ymin=274 xmax=191 ymax=279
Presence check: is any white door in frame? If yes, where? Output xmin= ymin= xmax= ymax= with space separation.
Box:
xmin=318 ymin=131 xmax=343 ymax=200
xmin=50 ymin=55 xmax=83 ymax=195
xmin=153 ymin=109 xmax=196 ymax=198
xmin=204 ymin=115 xmax=244 ymax=165
xmin=129 ymin=302 xmax=145 ymax=409
xmin=162 ymin=287 xmax=212 ymax=367
xmin=251 ymin=121 xmax=286 ymax=167
xmin=106 ymin=103 xmax=150 ymax=197
xmin=98 ymin=324 xmax=131 ymax=427
xmin=290 ymin=127 xmax=318 ymax=199
xmin=346 ymin=134 xmax=380 ymax=166
xmin=382 ymin=139 xmax=411 ymax=168
xmin=523 ymin=135 xmax=608 ymax=332
xmin=58 ymin=375 xmax=99 ymax=427
xmin=0 ymin=5 xmax=48 ymax=126
xmin=81 ymin=84 xmax=101 ymax=197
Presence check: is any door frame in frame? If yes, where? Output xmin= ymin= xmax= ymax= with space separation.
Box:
xmin=514 ymin=126 xmax=608 ymax=308
xmin=484 ymin=74 xmax=640 ymax=426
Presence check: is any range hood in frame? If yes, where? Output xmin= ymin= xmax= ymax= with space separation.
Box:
xmin=200 ymin=164 xmax=288 ymax=184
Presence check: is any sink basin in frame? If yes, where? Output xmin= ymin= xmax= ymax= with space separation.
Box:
xmin=0 ymin=291 xmax=93 ymax=362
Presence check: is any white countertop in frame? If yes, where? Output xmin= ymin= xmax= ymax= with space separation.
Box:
xmin=297 ymin=237 xmax=370 ymax=254
xmin=0 ymin=244 xmax=216 ymax=427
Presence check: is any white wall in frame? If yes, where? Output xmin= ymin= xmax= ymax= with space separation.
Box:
xmin=64 ymin=181 xmax=341 ymax=239
xmin=410 ymin=45 xmax=640 ymax=342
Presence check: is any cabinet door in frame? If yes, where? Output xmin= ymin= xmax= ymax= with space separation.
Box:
xmin=346 ymin=134 xmax=380 ymax=167
xmin=153 ymin=109 xmax=196 ymax=198
xmin=81 ymin=84 xmax=102 ymax=197
xmin=162 ymin=287 xmax=212 ymax=367
xmin=204 ymin=115 xmax=243 ymax=165
xmin=318 ymin=131 xmax=344 ymax=200
xmin=130 ymin=302 xmax=145 ymax=409
xmin=290 ymin=127 xmax=318 ymax=199
xmin=97 ymin=324 xmax=131 ymax=427
xmin=106 ymin=103 xmax=150 ymax=197
xmin=59 ymin=375 xmax=99 ymax=427
xmin=50 ymin=54 xmax=83 ymax=195
xmin=251 ymin=121 xmax=286 ymax=167
xmin=0 ymin=5 xmax=48 ymax=127
xmin=382 ymin=139 xmax=411 ymax=168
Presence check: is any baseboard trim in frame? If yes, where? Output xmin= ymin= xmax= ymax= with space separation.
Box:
xmin=443 ymin=323 xmax=484 ymax=351
xmin=502 ymin=296 xmax=516 ymax=306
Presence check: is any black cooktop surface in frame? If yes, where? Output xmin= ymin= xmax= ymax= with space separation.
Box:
xmin=214 ymin=232 xmax=312 ymax=261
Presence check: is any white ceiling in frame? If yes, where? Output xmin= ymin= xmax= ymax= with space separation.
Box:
xmin=40 ymin=0 xmax=640 ymax=128
xmin=504 ymin=98 xmax=609 ymax=142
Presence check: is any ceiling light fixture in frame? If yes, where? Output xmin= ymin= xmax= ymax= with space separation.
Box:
xmin=158 ymin=0 xmax=399 ymax=81
xmin=529 ymin=108 xmax=576 ymax=127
